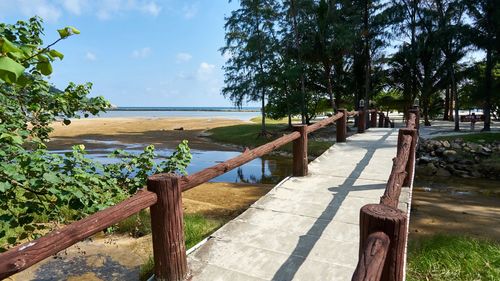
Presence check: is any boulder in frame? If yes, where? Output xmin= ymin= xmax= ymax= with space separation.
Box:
xmin=451 ymin=143 xmax=461 ymax=149
xmin=417 ymin=162 xmax=437 ymax=176
xmin=441 ymin=140 xmax=451 ymax=148
xmin=443 ymin=150 xmax=457 ymax=156
xmin=435 ymin=168 xmax=451 ymax=177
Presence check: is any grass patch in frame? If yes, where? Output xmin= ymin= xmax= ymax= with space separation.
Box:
xmin=208 ymin=123 xmax=333 ymax=157
xmin=433 ymin=132 xmax=500 ymax=144
xmin=139 ymin=213 xmax=224 ymax=281
xmin=407 ymin=234 xmax=500 ymax=281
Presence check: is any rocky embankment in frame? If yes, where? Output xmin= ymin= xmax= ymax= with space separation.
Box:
xmin=416 ymin=138 xmax=500 ymax=180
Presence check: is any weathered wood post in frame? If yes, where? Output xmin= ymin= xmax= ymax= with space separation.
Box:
xmin=358 ymin=110 xmax=365 ymax=133
xmin=378 ymin=112 xmax=385 ymax=128
xmin=399 ymin=128 xmax=418 ymax=187
xmin=352 ymin=231 xmax=390 ymax=281
xmin=408 ymin=108 xmax=420 ymax=131
xmin=293 ymin=125 xmax=308 ymax=176
xmin=359 ymin=204 xmax=407 ymax=281
xmin=384 ymin=116 xmax=390 ymax=128
xmin=370 ymin=110 xmax=377 ymax=128
xmin=147 ymin=174 xmax=187 ymax=281
xmin=337 ymin=109 xmax=347 ymax=143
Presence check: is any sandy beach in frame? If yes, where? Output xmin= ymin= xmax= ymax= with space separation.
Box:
xmin=48 ymin=117 xmax=248 ymax=151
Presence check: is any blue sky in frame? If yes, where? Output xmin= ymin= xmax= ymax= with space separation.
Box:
xmin=1 ymin=0 xmax=243 ymax=107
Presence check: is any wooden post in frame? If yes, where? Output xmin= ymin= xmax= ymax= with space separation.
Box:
xmin=293 ymin=125 xmax=308 ymax=176
xmin=359 ymin=204 xmax=407 ymax=281
xmin=358 ymin=109 xmax=365 ymax=133
xmin=351 ymin=231 xmax=390 ymax=281
xmin=400 ymin=128 xmax=418 ymax=187
xmin=147 ymin=174 xmax=187 ymax=281
xmin=337 ymin=109 xmax=347 ymax=143
xmin=384 ymin=116 xmax=390 ymax=128
xmin=408 ymin=108 xmax=419 ymax=131
xmin=370 ymin=110 xmax=377 ymax=128
xmin=378 ymin=113 xmax=384 ymax=128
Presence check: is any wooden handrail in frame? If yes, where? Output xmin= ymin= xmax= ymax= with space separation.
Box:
xmin=180 ymin=131 xmax=301 ymax=191
xmin=181 ymin=112 xmax=344 ymax=192
xmin=0 ymin=190 xmax=158 ymax=279
xmin=351 ymin=232 xmax=390 ymax=281
xmin=380 ymin=135 xmax=412 ymax=208
xmin=406 ymin=112 xmax=416 ymax=130
xmin=306 ymin=112 xmax=343 ymax=133
xmin=0 ymin=108 xmax=366 ymax=280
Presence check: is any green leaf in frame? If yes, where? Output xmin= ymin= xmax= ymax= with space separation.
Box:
xmin=43 ymin=173 xmax=60 ymax=184
xmin=0 ymin=56 xmax=25 ymax=83
xmin=57 ymin=26 xmax=80 ymax=39
xmin=0 ymin=182 xmax=12 ymax=192
xmin=49 ymin=49 xmax=64 ymax=60
xmin=36 ymin=61 xmax=53 ymax=75
xmin=1 ymin=37 xmax=22 ymax=54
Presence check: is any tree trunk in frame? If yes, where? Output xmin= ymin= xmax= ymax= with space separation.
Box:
xmin=444 ymin=86 xmax=450 ymax=120
xmin=324 ymin=63 xmax=336 ymax=112
xmin=450 ymin=66 xmax=459 ymax=131
xmin=483 ymin=47 xmax=492 ymax=131
xmin=363 ymin=0 xmax=371 ymax=129
xmin=261 ymin=89 xmax=266 ymax=134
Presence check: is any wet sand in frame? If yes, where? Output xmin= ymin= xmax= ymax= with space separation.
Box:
xmin=409 ymin=189 xmax=500 ymax=242
xmin=48 ymin=117 xmax=248 ymax=151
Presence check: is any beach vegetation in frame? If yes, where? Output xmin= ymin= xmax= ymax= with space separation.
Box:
xmin=0 ymin=17 xmax=192 ymax=251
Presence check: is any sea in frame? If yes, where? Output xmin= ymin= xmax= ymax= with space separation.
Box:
xmin=88 ymin=107 xmax=261 ymax=121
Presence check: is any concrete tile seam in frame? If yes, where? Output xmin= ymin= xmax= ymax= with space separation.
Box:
xmin=197 ymin=240 xmax=358 ymax=270
xmin=189 ymin=260 xmax=271 ymax=281
xmin=206 ymin=220 xmax=362 ymax=244
xmin=248 ymin=206 xmax=340 ymax=223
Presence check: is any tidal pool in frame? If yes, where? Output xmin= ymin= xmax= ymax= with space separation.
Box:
xmin=51 ymin=147 xmax=293 ymax=185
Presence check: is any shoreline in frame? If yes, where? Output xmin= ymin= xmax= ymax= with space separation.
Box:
xmin=48 ymin=117 xmax=249 ymax=151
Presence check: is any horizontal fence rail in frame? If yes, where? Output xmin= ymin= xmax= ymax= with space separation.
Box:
xmin=0 ymin=190 xmax=158 ymax=279
xmin=0 ymin=107 xmax=396 ymax=281
xmin=352 ymin=109 xmax=419 ymax=281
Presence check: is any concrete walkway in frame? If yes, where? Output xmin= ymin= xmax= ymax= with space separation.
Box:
xmin=187 ymin=128 xmax=411 ymax=281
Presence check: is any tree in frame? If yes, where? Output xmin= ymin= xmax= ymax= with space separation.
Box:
xmin=221 ymin=0 xmax=280 ymax=135
xmin=465 ymin=0 xmax=499 ymax=131
xmin=0 ymin=17 xmax=191 ymax=250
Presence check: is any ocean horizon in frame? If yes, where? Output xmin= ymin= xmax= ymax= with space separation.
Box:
xmin=86 ymin=106 xmax=261 ymax=120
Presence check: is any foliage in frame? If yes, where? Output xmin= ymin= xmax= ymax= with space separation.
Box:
xmin=407 ymin=235 xmax=500 ymax=281
xmin=0 ymin=17 xmax=192 ymax=251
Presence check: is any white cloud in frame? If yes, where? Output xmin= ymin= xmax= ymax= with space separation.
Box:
xmin=1 ymin=0 xmax=162 ymax=21
xmin=182 ymin=2 xmax=199 ymax=19
xmin=176 ymin=52 xmax=192 ymax=63
xmin=197 ymin=62 xmax=215 ymax=80
xmin=140 ymin=1 xmax=161 ymax=16
xmin=8 ymin=0 xmax=62 ymax=22
xmin=85 ymin=51 xmax=97 ymax=61
xmin=132 ymin=47 xmax=152 ymax=59
xmin=62 ymin=0 xmax=86 ymax=15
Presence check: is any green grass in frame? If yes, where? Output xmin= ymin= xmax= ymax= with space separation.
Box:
xmin=208 ymin=123 xmax=333 ymax=157
xmin=433 ymin=132 xmax=500 ymax=144
xmin=139 ymin=213 xmax=224 ymax=281
xmin=407 ymin=235 xmax=500 ymax=281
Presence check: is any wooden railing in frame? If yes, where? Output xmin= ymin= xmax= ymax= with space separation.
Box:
xmin=351 ymin=108 xmax=419 ymax=281
xmin=0 ymin=107 xmax=387 ymax=281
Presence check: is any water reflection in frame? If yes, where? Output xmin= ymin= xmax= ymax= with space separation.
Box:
xmin=51 ymin=148 xmax=293 ymax=184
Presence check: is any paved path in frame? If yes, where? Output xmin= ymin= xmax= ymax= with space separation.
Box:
xmin=187 ymin=128 xmax=411 ymax=281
